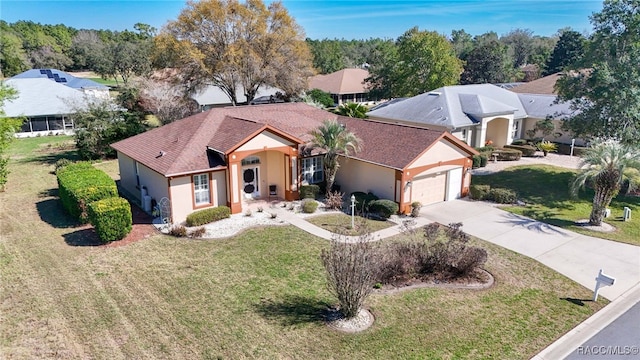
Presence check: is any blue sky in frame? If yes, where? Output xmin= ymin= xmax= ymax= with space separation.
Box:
xmin=1 ymin=0 xmax=603 ymax=39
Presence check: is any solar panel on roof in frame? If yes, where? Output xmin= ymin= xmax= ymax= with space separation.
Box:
xmin=45 ymin=70 xmax=54 ymax=78
xmin=59 ymin=78 xmax=67 ymax=83
xmin=53 ymin=74 xmax=61 ymax=81
xmin=39 ymin=69 xmax=47 ymax=74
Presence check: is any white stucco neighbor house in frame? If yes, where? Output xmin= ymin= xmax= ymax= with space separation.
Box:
xmin=367 ymin=82 xmax=576 ymax=148
xmin=2 ymin=78 xmax=92 ymax=137
xmin=11 ymin=69 xmax=110 ymax=99
xmin=111 ymin=102 xmax=478 ymax=224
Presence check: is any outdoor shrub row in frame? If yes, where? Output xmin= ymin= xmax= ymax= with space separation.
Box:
xmin=469 ymin=184 xmax=491 ymax=200
xmin=87 ymin=197 xmax=132 ymax=242
xmin=57 ymin=162 xmax=118 ymax=223
xmin=351 ymin=191 xmax=379 ymax=212
xmin=301 ymin=198 xmax=318 ymax=213
xmin=185 ymin=206 xmax=231 ymax=226
xmin=504 ymin=144 xmax=537 ymax=157
xmin=469 ymin=184 xmax=517 ymax=204
xmin=369 ymin=199 xmax=399 ymax=219
xmin=493 ymin=149 xmax=522 ymax=161
xmin=472 ymin=153 xmax=488 ymax=168
xmin=377 ymin=222 xmax=488 ymax=283
xmin=299 ymin=184 xmax=320 ymax=199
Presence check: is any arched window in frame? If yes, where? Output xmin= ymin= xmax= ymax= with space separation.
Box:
xmin=241 ymin=156 xmax=261 ymax=166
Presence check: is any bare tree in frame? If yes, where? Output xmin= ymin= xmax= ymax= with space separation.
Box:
xmin=321 ymin=232 xmax=380 ymax=319
xmin=136 ymin=77 xmax=198 ymax=124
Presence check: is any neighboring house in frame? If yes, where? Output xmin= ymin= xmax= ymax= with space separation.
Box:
xmin=2 ymin=78 xmax=91 ymax=137
xmin=11 ymin=69 xmax=110 ymax=99
xmin=308 ymin=68 xmax=373 ymax=106
xmin=191 ymin=84 xmax=280 ymax=110
xmin=111 ymin=103 xmax=477 ymax=224
xmin=367 ymin=83 xmax=574 ymax=148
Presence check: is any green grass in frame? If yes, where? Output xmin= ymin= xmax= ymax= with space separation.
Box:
xmin=89 ymin=77 xmax=119 ymax=86
xmin=0 ymin=137 xmax=607 ymax=359
xmin=472 ymin=164 xmax=640 ymax=245
xmin=306 ymin=213 xmax=393 ymax=235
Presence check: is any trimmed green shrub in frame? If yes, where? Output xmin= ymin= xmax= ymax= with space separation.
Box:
xmin=301 ymin=198 xmax=318 ymax=213
xmin=469 ymin=184 xmax=491 ymax=200
xmin=474 ymin=145 xmax=495 ymax=153
xmin=57 ymin=163 xmax=118 ymax=223
xmin=479 ymin=153 xmax=488 ymax=167
xmin=511 ymin=139 xmax=528 ymax=146
xmin=369 ymin=199 xmax=399 ymax=219
xmin=299 ymin=184 xmax=320 ymax=199
xmin=351 ymin=191 xmax=378 ymax=212
xmin=494 ymin=148 xmax=522 ymax=161
xmin=185 ymin=206 xmax=231 ymax=227
xmin=472 ymin=153 xmax=489 ymax=168
xmin=504 ymin=144 xmax=537 ymax=157
xmin=488 ymin=188 xmax=517 ymax=204
xmin=54 ymin=158 xmax=73 ymax=173
xmin=87 ymin=197 xmax=132 ymax=243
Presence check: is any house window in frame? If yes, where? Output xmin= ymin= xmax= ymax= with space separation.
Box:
xmin=193 ymin=173 xmax=210 ymax=205
xmin=512 ymin=120 xmax=520 ymax=139
xmin=302 ymin=157 xmax=323 ymax=184
xmin=241 ymin=156 xmax=260 ymax=166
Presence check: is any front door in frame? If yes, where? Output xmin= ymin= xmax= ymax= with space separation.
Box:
xmin=242 ymin=167 xmax=260 ymax=198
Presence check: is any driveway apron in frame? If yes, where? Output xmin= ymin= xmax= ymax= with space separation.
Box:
xmin=420 ymin=199 xmax=640 ymax=301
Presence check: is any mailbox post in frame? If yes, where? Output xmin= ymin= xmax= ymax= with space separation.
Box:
xmin=593 ymin=269 xmax=616 ymax=301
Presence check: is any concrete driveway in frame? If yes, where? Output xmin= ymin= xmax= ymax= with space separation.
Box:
xmin=420 ymin=199 xmax=640 ymax=301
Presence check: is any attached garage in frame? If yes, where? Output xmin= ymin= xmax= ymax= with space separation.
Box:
xmin=410 ymin=166 xmax=463 ymax=206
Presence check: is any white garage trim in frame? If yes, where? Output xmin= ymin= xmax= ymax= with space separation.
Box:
xmin=446 ymin=167 xmax=463 ymax=201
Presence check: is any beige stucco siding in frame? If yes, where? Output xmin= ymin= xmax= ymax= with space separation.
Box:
xmin=408 ymin=140 xmax=469 ymax=169
xmin=169 ymin=176 xmax=193 ymax=224
xmin=336 ymin=157 xmax=396 ymax=200
xmin=236 ymin=131 xmax=294 ymax=152
xmin=117 ymin=153 xmax=137 ymax=199
xmin=169 ymin=171 xmax=227 ymax=224
xmin=265 ymin=151 xmax=284 ymax=198
xmin=117 ymin=152 xmax=168 ymax=203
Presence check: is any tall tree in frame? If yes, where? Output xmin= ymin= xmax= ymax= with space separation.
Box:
xmin=556 ymin=0 xmax=640 ymax=144
xmin=0 ymin=23 xmax=29 ymax=76
xmin=545 ymin=30 xmax=586 ymax=75
xmin=135 ymin=77 xmax=199 ymax=125
xmin=308 ymin=119 xmax=362 ymax=195
xmin=307 ymin=38 xmax=346 ymax=74
xmin=570 ymin=140 xmax=640 ymax=226
xmin=501 ymin=28 xmax=535 ymax=67
xmin=159 ymin=0 xmax=314 ymax=105
xmin=367 ymin=27 xmax=463 ymax=98
xmin=460 ymin=40 xmax=513 ymax=84
xmin=450 ymin=29 xmax=474 ymax=60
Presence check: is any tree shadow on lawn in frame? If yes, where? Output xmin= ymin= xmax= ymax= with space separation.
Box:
xmin=498 ymin=212 xmax=574 ymax=236
xmin=16 ymin=149 xmax=79 ymax=166
xmin=254 ymin=295 xmax=333 ymax=326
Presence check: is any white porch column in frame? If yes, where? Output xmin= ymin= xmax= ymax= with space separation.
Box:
xmin=507 ymin=116 xmax=514 ymax=145
xmin=476 ymin=123 xmax=487 ymax=148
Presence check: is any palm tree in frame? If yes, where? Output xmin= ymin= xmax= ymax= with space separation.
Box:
xmin=570 ymin=140 xmax=640 ymax=225
xmin=336 ymin=102 xmax=368 ymax=118
xmin=309 ymin=119 xmax=362 ymax=195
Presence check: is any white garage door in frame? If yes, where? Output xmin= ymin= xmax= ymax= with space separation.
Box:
xmin=412 ymin=172 xmax=447 ymax=205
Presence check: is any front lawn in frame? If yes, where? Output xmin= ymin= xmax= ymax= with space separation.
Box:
xmin=0 ymin=137 xmax=606 ymax=359
xmin=472 ymin=164 xmax=640 ymax=245
xmin=306 ymin=213 xmax=393 ymax=235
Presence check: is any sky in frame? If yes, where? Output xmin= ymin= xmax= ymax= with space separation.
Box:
xmin=1 ymin=0 xmax=603 ymax=39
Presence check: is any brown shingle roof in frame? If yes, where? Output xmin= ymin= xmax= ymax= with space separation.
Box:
xmin=308 ymin=68 xmax=369 ymax=94
xmin=338 ymin=117 xmax=476 ymax=170
xmin=510 ymin=73 xmax=561 ymax=95
xmin=111 ymin=102 xmax=477 ymax=177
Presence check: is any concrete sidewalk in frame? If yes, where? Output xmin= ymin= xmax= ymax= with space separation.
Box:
xmin=273 ymin=207 xmax=434 ymax=242
xmin=420 ymin=199 xmax=640 ymax=301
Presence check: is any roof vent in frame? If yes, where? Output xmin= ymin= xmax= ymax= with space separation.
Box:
xmin=428 ymin=91 xmax=442 ymax=96
xmin=156 ymin=151 xmax=166 ymax=158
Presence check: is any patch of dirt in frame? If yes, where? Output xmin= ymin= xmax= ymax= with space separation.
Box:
xmin=574 ymin=219 xmax=616 ymax=233
xmin=326 ymin=308 xmax=374 ymax=333
xmin=374 ymin=269 xmax=495 ymax=295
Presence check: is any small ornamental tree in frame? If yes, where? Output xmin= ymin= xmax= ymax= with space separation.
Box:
xmin=321 ymin=232 xmax=380 ymax=318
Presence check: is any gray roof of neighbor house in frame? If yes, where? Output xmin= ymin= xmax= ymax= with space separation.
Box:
xmin=2 ymin=78 xmax=90 ymax=117
xmin=367 ymin=84 xmax=527 ymax=129
xmin=367 ymin=83 xmax=572 ymax=129
xmin=111 ymin=102 xmax=476 ymax=177
xmin=191 ymin=84 xmax=280 ymax=107
xmin=308 ymin=68 xmax=369 ymax=95
xmin=11 ymin=69 xmax=109 ymax=91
